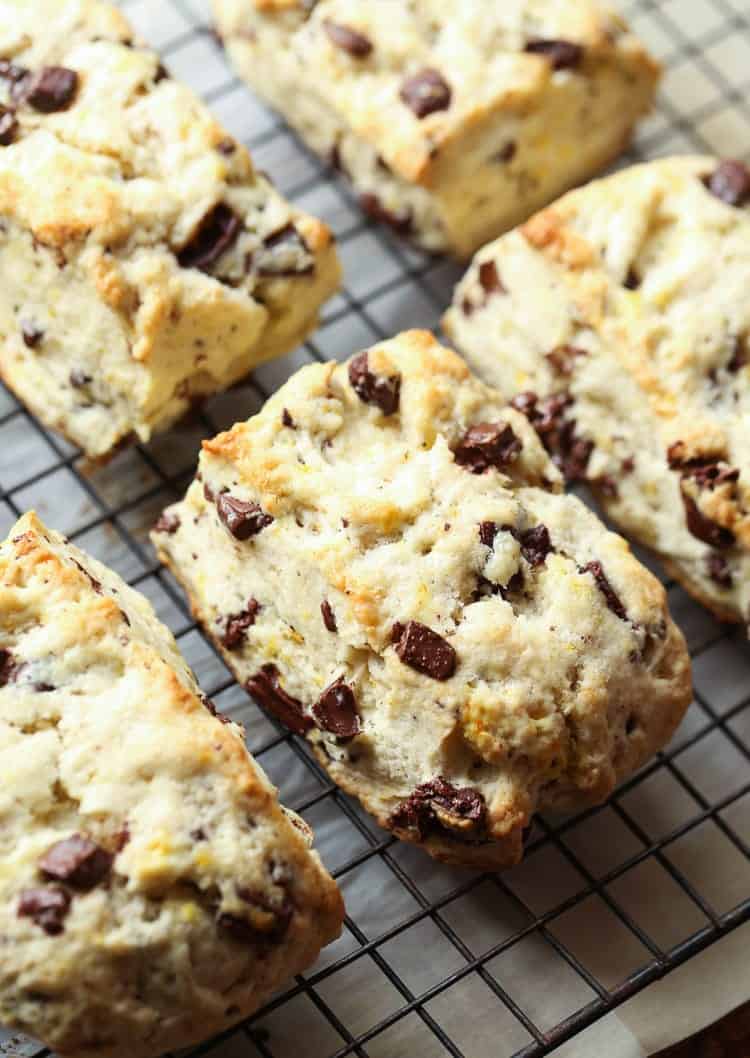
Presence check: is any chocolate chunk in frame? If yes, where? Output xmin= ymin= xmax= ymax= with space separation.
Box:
xmin=728 ymin=337 xmax=748 ymax=373
xmin=706 ymin=553 xmax=733 ymax=588
xmin=500 ymin=569 xmax=525 ymax=598
xmin=154 ymin=63 xmax=170 ymax=83
xmin=281 ymin=408 xmax=295 ymax=428
xmin=478 ymin=260 xmax=506 ymax=296
xmin=220 ymin=892 xmax=292 ymax=944
xmin=524 ymin=39 xmax=583 ymax=70
xmin=390 ymin=777 xmax=486 ymax=840
xmin=246 ymin=664 xmax=313 ymax=735
xmin=257 ymin=223 xmax=314 ymax=276
xmin=70 ymin=369 xmax=92 ymax=388
xmin=359 ymin=192 xmax=414 ymax=236
xmin=201 ymin=694 xmax=231 ymax=725
xmin=20 ymin=321 xmax=43 ymax=348
xmin=510 ymin=391 xmax=592 ymax=482
xmin=494 ymin=141 xmax=517 ymax=163
xmin=177 ymin=203 xmax=241 ymax=272
xmin=454 ymin=422 xmax=522 ymax=474
xmin=39 ymin=835 xmax=113 ymax=891
xmin=216 ymin=493 xmax=273 ymax=540
xmin=624 ymin=268 xmax=641 ymax=290
xmin=583 ymin=561 xmax=627 ymax=621
xmin=323 ymin=20 xmax=373 ymax=58
xmin=681 ymin=491 xmax=735 ymax=550
xmin=0 ymin=105 xmax=18 ymax=146
xmin=519 ymin=525 xmax=552 ymax=567
xmin=216 ymin=137 xmax=236 ymax=156
xmin=24 ymin=66 xmax=79 ymax=112
xmin=18 ymin=887 xmax=71 ymax=935
xmin=321 ymin=600 xmax=338 ymax=633
xmin=545 ymin=345 xmax=586 ymax=377
xmin=0 ymin=648 xmax=17 ymax=686
xmin=704 ymin=160 xmax=750 ymax=208
xmin=685 ymin=461 xmax=739 ymax=490
xmin=393 ymin=621 xmax=457 ymax=680
xmin=113 ymin=825 xmax=131 ymax=853
xmin=312 ymin=677 xmax=361 ymax=739
xmin=153 ymin=511 xmax=180 ymax=535
xmin=479 ymin=521 xmax=498 ymax=548
xmin=348 ymin=351 xmax=401 ymax=415
xmin=400 ymin=68 xmax=452 ymax=119
xmin=221 ymin=598 xmax=260 ymax=650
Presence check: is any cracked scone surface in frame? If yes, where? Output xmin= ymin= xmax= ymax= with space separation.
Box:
xmin=0 ymin=0 xmax=340 ymax=461
xmin=154 ymin=331 xmax=691 ymax=869
xmin=444 ymin=156 xmax=750 ymax=625
xmin=214 ymin=0 xmax=659 ymax=257
xmin=0 ymin=512 xmax=343 ymax=1058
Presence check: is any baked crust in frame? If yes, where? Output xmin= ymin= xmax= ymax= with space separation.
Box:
xmin=445 ymin=155 xmax=750 ymax=625
xmin=0 ymin=0 xmax=340 ymax=460
xmin=215 ymin=0 xmax=659 ymax=255
xmin=154 ymin=331 xmax=692 ymax=868
xmin=0 ymin=512 xmax=343 ymax=1058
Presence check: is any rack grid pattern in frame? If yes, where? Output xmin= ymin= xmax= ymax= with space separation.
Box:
xmin=1 ymin=1 xmax=749 ymax=1056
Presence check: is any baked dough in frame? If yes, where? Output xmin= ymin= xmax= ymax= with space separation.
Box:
xmin=154 ymin=331 xmax=692 ymax=869
xmin=0 ymin=0 xmax=340 ymax=460
xmin=445 ymin=156 xmax=750 ymax=624
xmin=214 ymin=0 xmax=659 ymax=257
xmin=0 ymin=512 xmax=343 ymax=1058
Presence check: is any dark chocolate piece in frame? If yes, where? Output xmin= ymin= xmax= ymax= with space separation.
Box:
xmin=400 ymin=68 xmax=452 ymax=118
xmin=348 ymin=351 xmax=401 ymax=415
xmin=393 ymin=621 xmax=457 ymax=680
xmin=246 ymin=664 xmax=313 ymax=735
xmin=390 ymin=777 xmax=486 ymax=841
xmin=312 ymin=677 xmax=361 ymax=739
xmin=39 ymin=835 xmax=113 ymax=891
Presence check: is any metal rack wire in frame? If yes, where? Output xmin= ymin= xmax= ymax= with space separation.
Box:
xmin=1 ymin=1 xmax=748 ymax=1055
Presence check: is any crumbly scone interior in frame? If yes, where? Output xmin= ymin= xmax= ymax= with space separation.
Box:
xmin=0 ymin=512 xmax=342 ymax=1054
xmin=0 ymin=0 xmax=338 ymax=458
xmin=445 ymin=156 xmax=750 ymax=621
xmin=155 ymin=333 xmax=691 ymax=864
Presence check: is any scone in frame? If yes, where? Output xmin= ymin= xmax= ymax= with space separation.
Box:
xmin=444 ymin=156 xmax=750 ymax=625
xmin=0 ymin=513 xmax=343 ymax=1058
xmin=213 ymin=0 xmax=660 ymax=258
xmin=153 ymin=331 xmax=691 ymax=869
xmin=0 ymin=0 xmax=340 ymax=462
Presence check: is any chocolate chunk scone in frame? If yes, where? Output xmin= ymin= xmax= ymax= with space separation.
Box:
xmin=154 ymin=331 xmax=691 ymax=869
xmin=0 ymin=513 xmax=343 ymax=1058
xmin=0 ymin=0 xmax=340 ymax=461
xmin=213 ymin=0 xmax=659 ymax=257
xmin=444 ymin=156 xmax=750 ymax=625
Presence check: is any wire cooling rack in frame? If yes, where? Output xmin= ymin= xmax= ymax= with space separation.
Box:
xmin=1 ymin=1 xmax=749 ymax=1056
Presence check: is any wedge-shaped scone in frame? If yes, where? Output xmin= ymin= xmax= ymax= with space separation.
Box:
xmin=214 ymin=0 xmax=659 ymax=258
xmin=445 ymin=156 xmax=750 ymax=625
xmin=154 ymin=332 xmax=691 ymax=869
xmin=0 ymin=0 xmax=340 ymax=461
xmin=0 ymin=513 xmax=343 ymax=1058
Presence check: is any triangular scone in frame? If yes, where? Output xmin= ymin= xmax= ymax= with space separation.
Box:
xmin=214 ymin=0 xmax=659 ymax=257
xmin=0 ymin=0 xmax=339 ymax=461
xmin=154 ymin=331 xmax=691 ymax=869
xmin=445 ymin=156 xmax=750 ymax=624
xmin=0 ymin=513 xmax=343 ymax=1058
